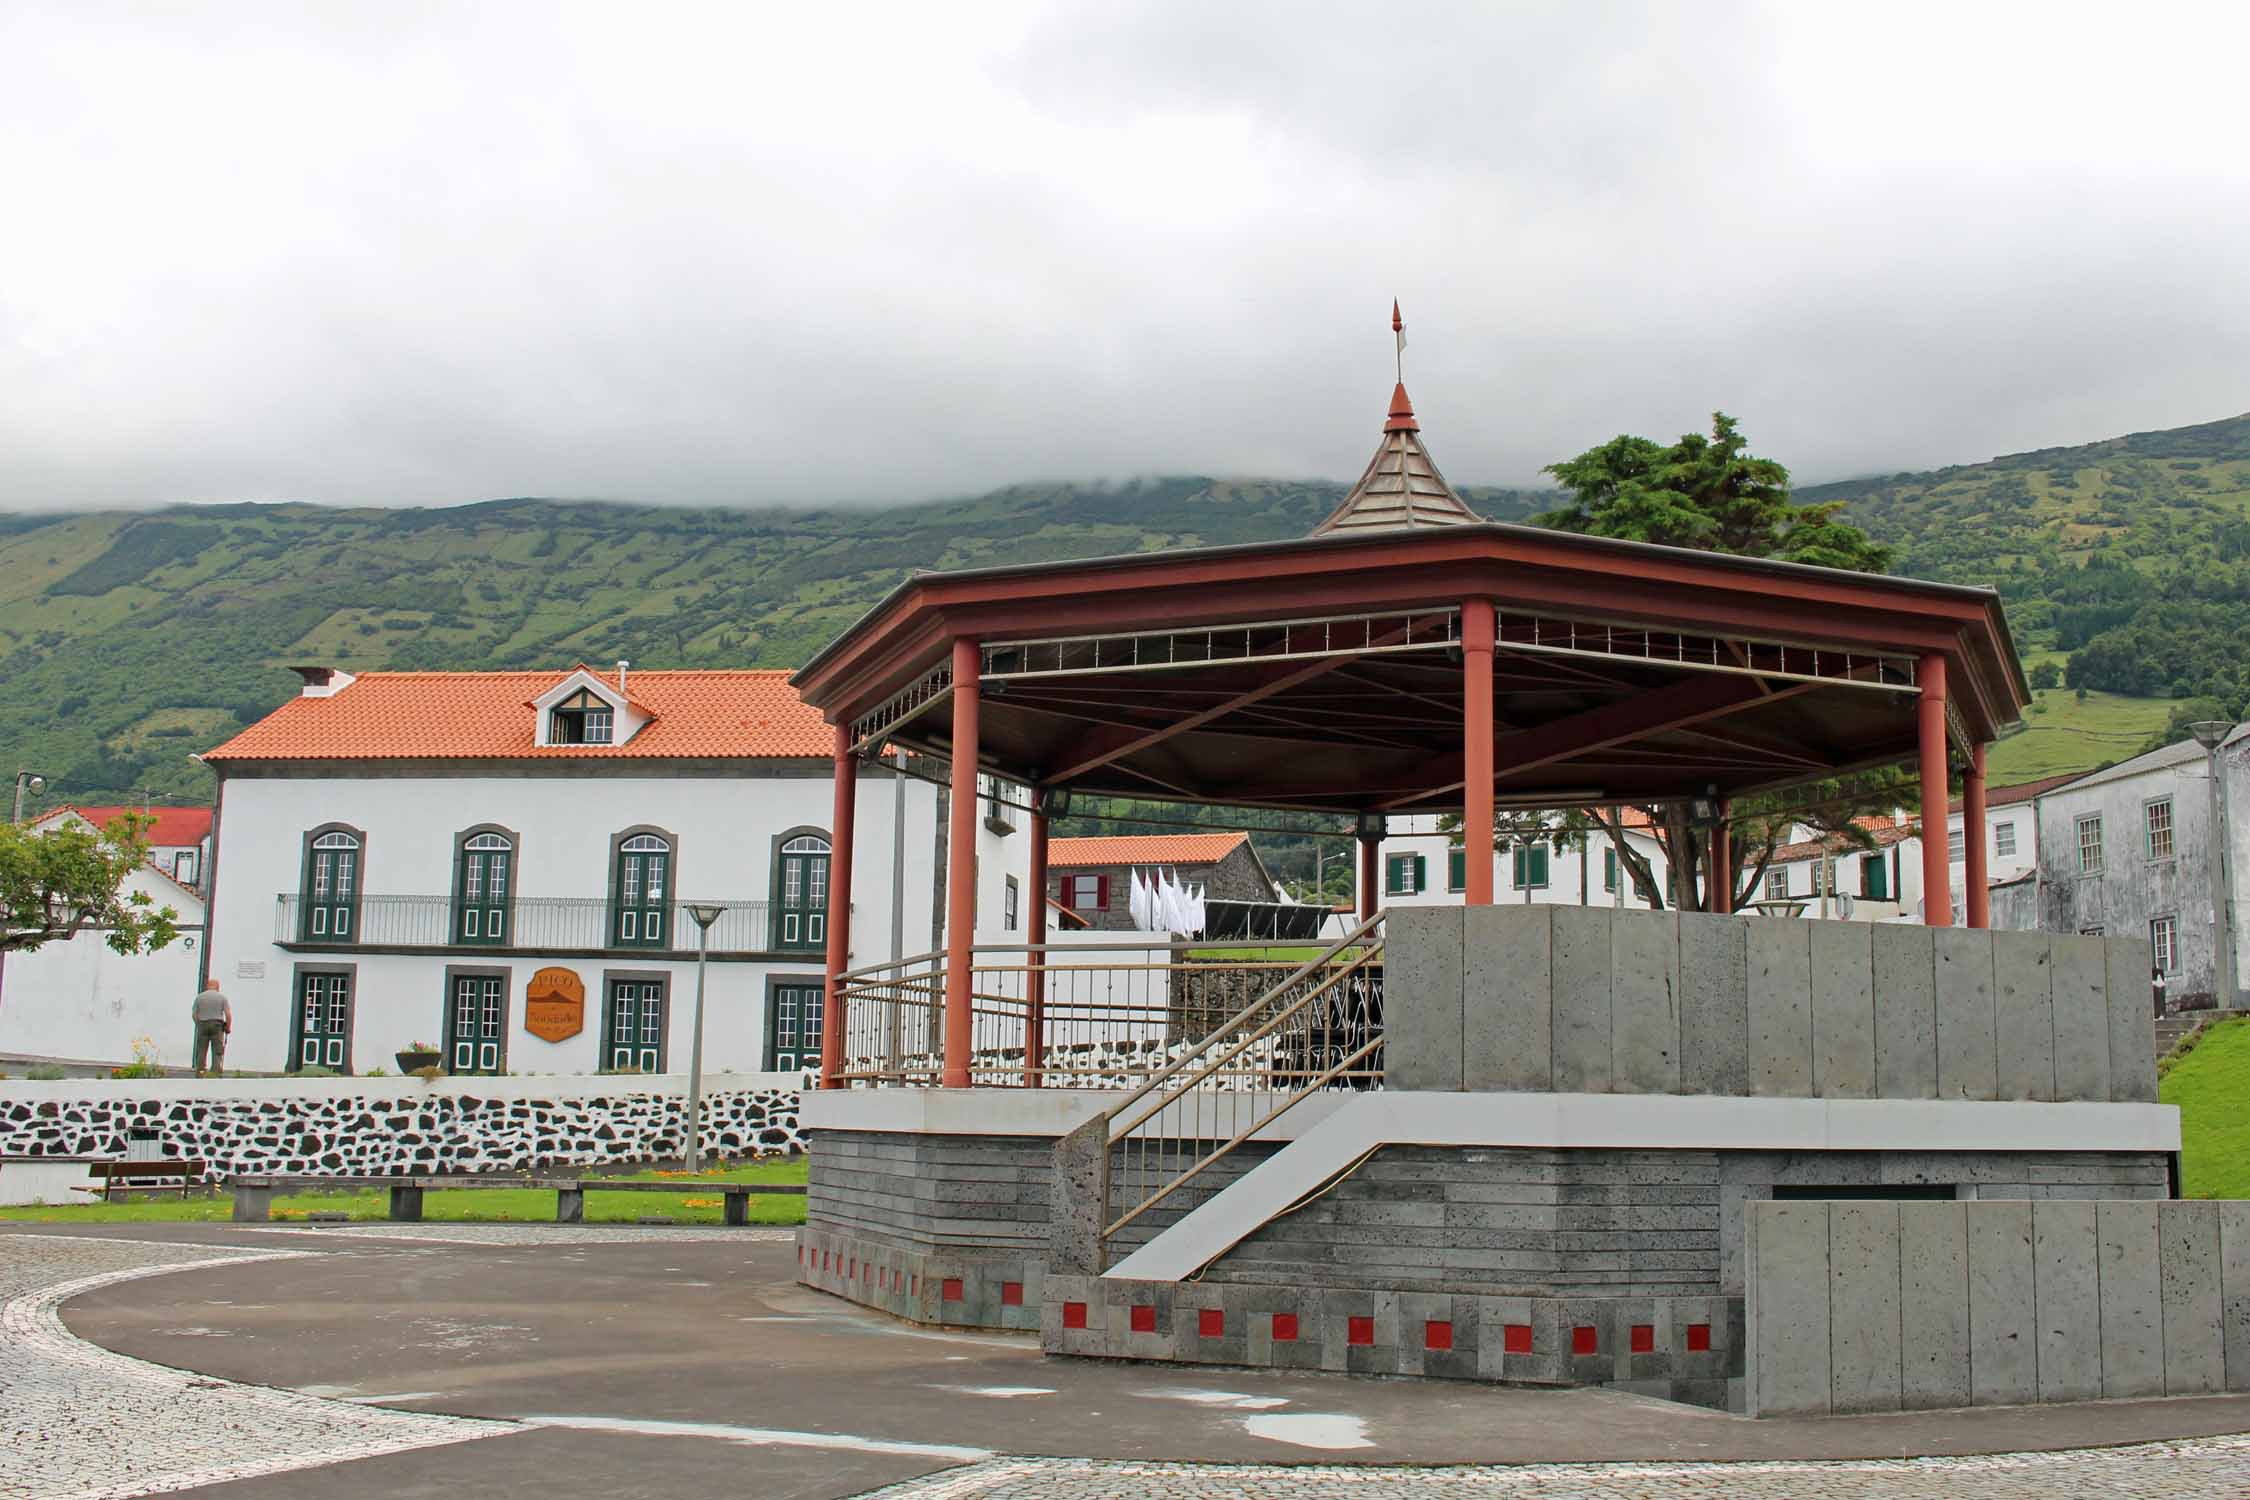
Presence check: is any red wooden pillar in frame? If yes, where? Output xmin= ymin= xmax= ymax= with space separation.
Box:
xmin=1963 ymin=741 xmax=1990 ymax=929
xmin=944 ymin=637 xmax=980 ymax=1087
xmin=1025 ymin=792 xmax=1049 ymax=1088
xmin=820 ymin=723 xmax=857 ymax=1090
xmin=1917 ymin=654 xmax=1953 ymax=928
xmin=1710 ymin=802 xmax=1732 ymax=915
xmin=1357 ymin=830 xmax=1379 ymax=920
xmin=1461 ymin=599 xmax=1497 ymax=906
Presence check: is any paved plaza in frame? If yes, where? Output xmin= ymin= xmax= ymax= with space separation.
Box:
xmin=6 ymin=1224 xmax=2250 ymax=1499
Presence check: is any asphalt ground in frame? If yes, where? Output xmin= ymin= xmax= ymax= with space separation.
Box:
xmin=14 ymin=1221 xmax=2250 ymax=1499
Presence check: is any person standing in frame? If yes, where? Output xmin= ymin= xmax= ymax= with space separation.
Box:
xmin=191 ymin=977 xmax=231 ymax=1076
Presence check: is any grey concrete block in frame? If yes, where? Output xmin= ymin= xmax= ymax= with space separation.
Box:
xmin=1965 ymin=1200 xmax=2037 ymax=1406
xmin=1828 ymin=1201 xmax=1903 ymax=1413
xmin=1872 ymin=923 xmax=1938 ymax=1100
xmin=1809 ymin=921 xmax=1876 ymax=1099
xmin=1898 ymin=1201 xmax=1971 ymax=1410
xmin=1464 ymin=905 xmax=1552 ymax=1092
xmin=1046 ymin=1115 xmax=1106 ymax=1276
xmin=1552 ymin=907 xmax=1614 ymax=1092
xmin=1934 ymin=927 xmax=1998 ymax=1101
xmin=2221 ymin=1201 xmax=2250 ymax=1392
xmin=2049 ymin=934 xmax=2111 ymax=1102
xmin=1746 ymin=920 xmax=1814 ymax=1098
xmin=1991 ymin=931 xmax=2056 ymax=1102
xmin=1678 ymin=912 xmax=1749 ymax=1096
xmin=2095 ymin=1199 xmax=2164 ymax=1399
xmin=1611 ymin=909 xmax=1680 ymax=1094
xmin=2106 ymin=937 xmax=2159 ymax=1103
xmin=1745 ymin=1200 xmax=1830 ymax=1417
xmin=2033 ymin=1200 xmax=2101 ymax=1403
xmin=1384 ymin=905 xmax=1465 ymax=1091
xmin=2161 ymin=1200 xmax=2227 ymax=1396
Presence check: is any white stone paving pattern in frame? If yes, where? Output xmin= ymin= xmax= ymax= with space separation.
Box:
xmin=857 ymin=1440 xmax=2250 ymax=1498
xmin=0 ymin=1233 xmax=510 ymax=1499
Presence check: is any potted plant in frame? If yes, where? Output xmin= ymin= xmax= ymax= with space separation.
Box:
xmin=395 ymin=1041 xmax=442 ymax=1074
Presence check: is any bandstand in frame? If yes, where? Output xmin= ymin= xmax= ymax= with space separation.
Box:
xmin=786 ymin=371 xmax=2182 ymax=1413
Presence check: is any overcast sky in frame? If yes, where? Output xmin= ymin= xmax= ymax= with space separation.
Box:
xmin=3 ymin=2 xmax=2246 ymax=511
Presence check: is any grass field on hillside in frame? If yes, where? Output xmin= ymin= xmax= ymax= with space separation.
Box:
xmin=1987 ymin=685 xmax=2173 ymax=782
xmin=0 ymin=1156 xmax=808 ymax=1227
xmin=2162 ymin=1018 xmax=2250 ymax=1199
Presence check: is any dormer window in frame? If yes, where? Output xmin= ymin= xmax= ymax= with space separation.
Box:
xmin=551 ymin=689 xmax=614 ymax=745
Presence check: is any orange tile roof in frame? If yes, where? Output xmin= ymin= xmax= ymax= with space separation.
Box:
xmin=201 ymin=669 xmax=832 ymax=762
xmin=1048 ymin=831 xmax=1250 ymax=868
xmin=41 ymin=805 xmax=213 ymax=846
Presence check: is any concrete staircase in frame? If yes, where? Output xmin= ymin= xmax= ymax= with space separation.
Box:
xmin=2156 ymin=1011 xmax=2214 ymax=1060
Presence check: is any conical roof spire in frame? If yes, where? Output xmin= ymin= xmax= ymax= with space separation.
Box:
xmin=1310 ymin=303 xmax=1485 ymax=537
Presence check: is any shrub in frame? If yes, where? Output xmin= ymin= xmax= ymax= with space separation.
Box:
xmin=27 ymin=1065 xmax=66 ymax=1081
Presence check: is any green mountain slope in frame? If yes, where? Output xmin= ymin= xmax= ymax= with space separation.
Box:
xmin=4 ymin=409 xmax=2247 ymax=808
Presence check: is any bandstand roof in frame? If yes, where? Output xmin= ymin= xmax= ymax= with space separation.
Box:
xmin=793 ymin=383 xmax=2029 ymax=818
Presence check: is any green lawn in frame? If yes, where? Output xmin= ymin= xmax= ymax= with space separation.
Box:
xmin=0 ymin=1156 xmax=808 ymax=1227
xmin=1986 ymin=685 xmax=2174 ymax=782
xmin=2165 ymin=1017 xmax=2250 ymax=1199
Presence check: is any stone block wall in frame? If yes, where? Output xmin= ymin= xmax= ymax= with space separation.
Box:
xmin=0 ymin=1073 xmax=803 ymax=1178
xmin=1745 ymin=1198 xmax=2248 ymax=1416
xmin=1040 ymin=1272 xmax=1745 ymax=1408
xmin=1387 ymin=906 xmax=2158 ymax=1103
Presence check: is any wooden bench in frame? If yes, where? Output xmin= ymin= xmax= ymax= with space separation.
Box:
xmin=228 ymin=1173 xmax=802 ymax=1226
xmin=550 ymin=1178 xmax=806 ymax=1227
xmin=83 ymin=1159 xmax=210 ymax=1202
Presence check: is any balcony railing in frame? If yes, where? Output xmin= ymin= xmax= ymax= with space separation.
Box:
xmin=274 ymin=893 xmax=815 ymax=955
xmin=831 ymin=937 xmax=1384 ymax=1088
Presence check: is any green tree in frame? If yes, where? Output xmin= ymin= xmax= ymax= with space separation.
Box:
xmin=1515 ymin=413 xmax=1903 ymax=910
xmin=2028 ymin=659 xmax=2061 ymax=690
xmin=1 ymin=812 xmax=180 ymax=954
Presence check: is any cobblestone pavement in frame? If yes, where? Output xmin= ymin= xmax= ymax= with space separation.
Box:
xmin=242 ymin=1223 xmax=795 ymax=1246
xmin=858 ymin=1438 xmax=2250 ymax=1498
xmin=0 ymin=1233 xmax=510 ymax=1500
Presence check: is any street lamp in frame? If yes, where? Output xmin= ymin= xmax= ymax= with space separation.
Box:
xmin=682 ymin=902 xmax=727 ymax=1173
xmin=2188 ymin=722 xmax=2236 ymax=1010
xmin=11 ymin=770 xmax=46 ymax=824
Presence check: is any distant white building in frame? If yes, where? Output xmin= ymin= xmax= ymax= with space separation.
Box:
xmin=184 ymin=664 xmax=1025 ymax=1077
xmin=0 ymin=806 xmax=210 ymax=1071
xmin=1376 ymin=812 xmax=1673 ymax=910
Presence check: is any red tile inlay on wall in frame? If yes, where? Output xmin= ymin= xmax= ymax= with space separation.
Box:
xmin=942 ymin=1278 xmax=964 ymax=1303
xmin=1572 ymin=1325 xmax=1599 ymax=1355
xmin=1504 ymin=1323 xmax=1533 ymax=1354
xmin=1347 ymin=1315 xmax=1375 ymax=1346
xmin=1062 ymin=1301 xmax=1089 ymax=1330
xmin=1131 ymin=1304 xmax=1157 ymax=1333
xmin=1002 ymin=1282 xmax=1024 ymax=1306
xmin=1425 ymin=1320 xmax=1453 ymax=1351
xmin=1272 ymin=1313 xmax=1299 ymax=1342
xmin=1199 ymin=1309 xmax=1225 ymax=1339
xmin=1630 ymin=1324 xmax=1655 ymax=1354
xmin=1686 ymin=1323 xmax=1712 ymax=1352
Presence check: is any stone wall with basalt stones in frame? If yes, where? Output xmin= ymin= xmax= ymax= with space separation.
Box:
xmin=0 ymin=1076 xmax=804 ymax=1179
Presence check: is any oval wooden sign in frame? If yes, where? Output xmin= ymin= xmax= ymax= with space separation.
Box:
xmin=524 ymin=966 xmax=586 ymax=1043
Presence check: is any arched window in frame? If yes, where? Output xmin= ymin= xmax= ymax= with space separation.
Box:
xmin=612 ymin=832 xmax=672 ymax=948
xmin=774 ymin=832 xmax=830 ymax=951
xmin=454 ymin=830 xmax=515 ymax=944
xmin=301 ymin=829 xmax=362 ymax=940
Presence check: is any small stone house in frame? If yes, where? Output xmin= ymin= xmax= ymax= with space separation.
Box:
xmin=1046 ymin=831 xmax=1278 ymax=934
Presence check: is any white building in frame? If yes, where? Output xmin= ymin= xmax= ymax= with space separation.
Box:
xmin=1376 ymin=813 xmax=1673 ymax=909
xmin=196 ymin=665 xmax=1025 ymax=1077
xmin=0 ymin=806 xmax=210 ymax=1071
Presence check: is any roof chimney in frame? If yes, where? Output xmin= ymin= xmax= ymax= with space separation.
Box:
xmin=616 ymin=660 xmax=630 ymax=695
xmin=288 ymin=665 xmax=357 ymax=698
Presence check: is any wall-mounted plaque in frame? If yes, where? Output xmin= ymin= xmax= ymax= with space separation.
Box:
xmin=524 ymin=966 xmax=586 ymax=1043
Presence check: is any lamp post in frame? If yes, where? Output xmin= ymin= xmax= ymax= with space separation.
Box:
xmin=11 ymin=770 xmax=46 ymax=824
xmin=682 ymin=902 xmax=726 ymax=1172
xmin=2189 ymin=722 xmax=2236 ymax=1009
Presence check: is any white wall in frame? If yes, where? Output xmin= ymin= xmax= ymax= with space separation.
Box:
xmin=0 ymin=868 xmax=205 ymax=1069
xmin=1376 ymin=815 xmax=1670 ymax=910
xmin=199 ymin=763 xmax=1026 ymax=1076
